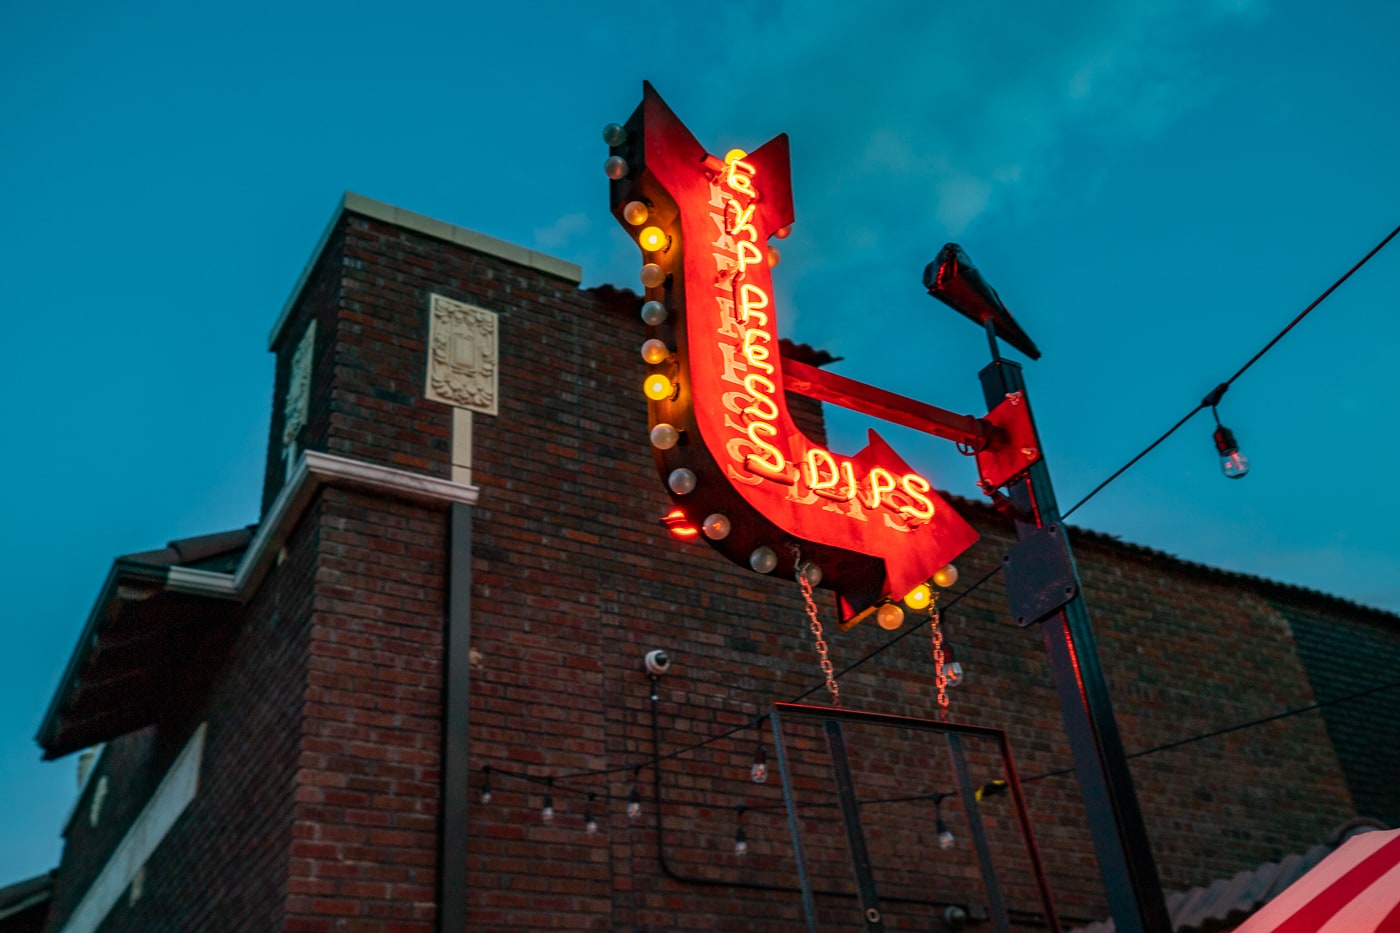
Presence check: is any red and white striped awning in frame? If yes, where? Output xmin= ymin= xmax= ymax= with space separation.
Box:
xmin=1233 ymin=828 xmax=1400 ymax=932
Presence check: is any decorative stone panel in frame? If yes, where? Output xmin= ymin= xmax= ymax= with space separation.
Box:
xmin=425 ymin=293 xmax=498 ymax=416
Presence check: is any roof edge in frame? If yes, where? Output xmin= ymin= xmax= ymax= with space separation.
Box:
xmin=266 ymin=192 xmax=583 ymax=350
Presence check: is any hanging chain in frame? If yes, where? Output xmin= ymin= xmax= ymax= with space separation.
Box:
xmin=929 ymin=598 xmax=949 ymax=719
xmin=793 ymin=547 xmax=840 ymax=707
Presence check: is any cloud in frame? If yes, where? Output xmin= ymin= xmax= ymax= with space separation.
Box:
xmin=533 ymin=212 xmax=590 ymax=251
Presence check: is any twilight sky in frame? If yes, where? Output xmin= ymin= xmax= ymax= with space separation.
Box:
xmin=2 ymin=0 xmax=1397 ymax=884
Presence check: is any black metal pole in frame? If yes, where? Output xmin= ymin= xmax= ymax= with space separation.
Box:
xmin=978 ymin=360 xmax=1171 ymax=933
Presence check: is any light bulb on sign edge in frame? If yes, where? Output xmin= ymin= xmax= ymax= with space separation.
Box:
xmin=668 ymin=468 xmax=697 ymax=495
xmin=623 ymin=201 xmax=649 ymax=225
xmin=749 ymin=546 xmax=778 ymax=574
xmin=724 ymin=148 xmax=748 ymax=164
xmin=798 ymin=561 xmax=822 ymax=587
xmin=604 ymin=155 xmax=628 ymax=180
xmin=640 ymin=338 xmax=669 ymax=364
xmin=602 ymin=123 xmax=627 ymax=146
xmin=1213 ymin=424 xmax=1250 ymax=479
xmin=640 ymin=300 xmax=667 ymax=326
xmin=640 ymin=263 xmax=665 ymax=289
xmin=650 ymin=423 xmax=679 ymax=450
xmin=877 ymin=603 xmax=904 ymax=631
xmin=775 ymin=224 xmax=792 ymax=239
xmin=644 ymin=374 xmax=674 ymax=401
xmin=767 ymin=246 xmax=780 ymax=268
xmin=904 ymin=583 xmax=932 ymax=610
xmin=933 ymin=564 xmax=959 ymax=589
xmin=639 ymin=226 xmax=667 ymax=251
xmin=702 ymin=513 xmax=731 ymax=540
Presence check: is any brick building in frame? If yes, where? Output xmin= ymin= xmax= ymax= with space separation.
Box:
xmin=19 ymin=194 xmax=1399 ymax=932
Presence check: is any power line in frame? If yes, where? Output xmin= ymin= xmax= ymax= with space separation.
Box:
xmin=1063 ymin=219 xmax=1400 ymax=520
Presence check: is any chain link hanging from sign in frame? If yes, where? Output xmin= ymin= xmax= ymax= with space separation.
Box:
xmin=928 ymin=600 xmax=949 ymax=719
xmin=793 ymin=548 xmax=840 ymax=707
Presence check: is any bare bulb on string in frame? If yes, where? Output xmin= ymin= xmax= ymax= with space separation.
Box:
xmin=479 ymin=765 xmax=492 ymax=805
xmin=750 ymin=742 xmax=768 ymax=784
xmin=626 ymin=769 xmax=642 ymax=823
xmin=734 ymin=807 xmax=749 ymax=856
xmin=584 ymin=793 xmax=599 ymax=835
xmin=541 ymin=778 xmax=555 ymax=825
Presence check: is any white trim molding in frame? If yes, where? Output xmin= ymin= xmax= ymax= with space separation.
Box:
xmin=60 ymin=724 xmax=206 ymax=933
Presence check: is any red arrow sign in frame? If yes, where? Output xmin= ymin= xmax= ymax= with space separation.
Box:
xmin=611 ymin=84 xmax=978 ymax=624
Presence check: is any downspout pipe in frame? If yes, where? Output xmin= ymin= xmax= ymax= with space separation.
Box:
xmin=439 ymin=503 xmax=473 ymax=931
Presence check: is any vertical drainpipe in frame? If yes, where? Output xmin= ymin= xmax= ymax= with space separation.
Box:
xmin=439 ymin=502 xmax=473 ymax=931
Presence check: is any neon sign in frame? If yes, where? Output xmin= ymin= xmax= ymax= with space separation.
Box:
xmin=608 ymin=83 xmax=980 ymax=626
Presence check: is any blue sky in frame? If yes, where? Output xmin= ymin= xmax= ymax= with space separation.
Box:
xmin=2 ymin=0 xmax=1397 ymax=885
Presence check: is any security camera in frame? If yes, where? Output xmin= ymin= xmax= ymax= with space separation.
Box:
xmin=644 ymin=650 xmax=672 ymax=676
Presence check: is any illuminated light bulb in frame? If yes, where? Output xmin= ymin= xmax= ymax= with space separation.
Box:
xmin=734 ymin=824 xmax=749 ymax=856
xmin=541 ymin=779 xmax=555 ymax=825
xmin=702 ymin=513 xmax=731 ymax=540
xmin=640 ymin=300 xmax=667 ymax=326
xmin=639 ymin=226 xmax=667 ymax=251
xmin=749 ymin=546 xmax=778 ymax=574
xmin=644 ymin=373 xmax=674 ymax=401
xmin=877 ymin=603 xmax=905 ymax=631
xmin=623 ymin=201 xmax=649 ymax=225
xmin=798 ymin=561 xmax=822 ymax=587
xmin=602 ymin=123 xmax=627 ymax=146
xmin=584 ymin=793 xmax=599 ymax=834
xmin=775 ymin=224 xmax=792 ymax=239
xmin=640 ymin=263 xmax=665 ymax=289
xmin=668 ymin=468 xmax=697 ymax=495
xmin=944 ymin=660 xmax=965 ymax=687
xmin=767 ymin=247 xmax=780 ymax=268
xmin=640 ymin=338 xmax=669 ymax=365
xmin=1213 ymin=424 xmax=1250 ymax=479
xmin=627 ymin=776 xmax=642 ymax=823
xmin=724 ymin=148 xmax=748 ymax=164
xmin=751 ymin=744 xmax=767 ymax=783
xmin=604 ymin=155 xmax=628 ymax=180
xmin=933 ymin=564 xmax=959 ymax=589
xmin=650 ymin=423 xmax=679 ymax=450
xmin=904 ymin=583 xmax=933 ymax=610
xmin=479 ymin=765 xmax=492 ymax=805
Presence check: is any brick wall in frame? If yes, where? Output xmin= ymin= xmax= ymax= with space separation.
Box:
xmin=45 ymin=201 xmax=1394 ymax=933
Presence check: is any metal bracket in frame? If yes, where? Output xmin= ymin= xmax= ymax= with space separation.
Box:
xmin=1003 ymin=524 xmax=1077 ymax=627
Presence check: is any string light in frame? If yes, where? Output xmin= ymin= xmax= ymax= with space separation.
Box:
xmin=933 ymin=793 xmax=955 ymax=850
xmin=479 ymin=764 xmax=492 ymax=805
xmin=750 ymin=741 xmax=768 ymax=784
xmin=627 ymin=768 xmax=642 ymax=823
xmin=1203 ymin=383 xmax=1250 ymax=480
xmin=585 ymin=792 xmax=599 ymax=834
xmin=734 ymin=806 xmax=749 ymax=856
xmin=541 ymin=777 xmax=555 ymax=825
